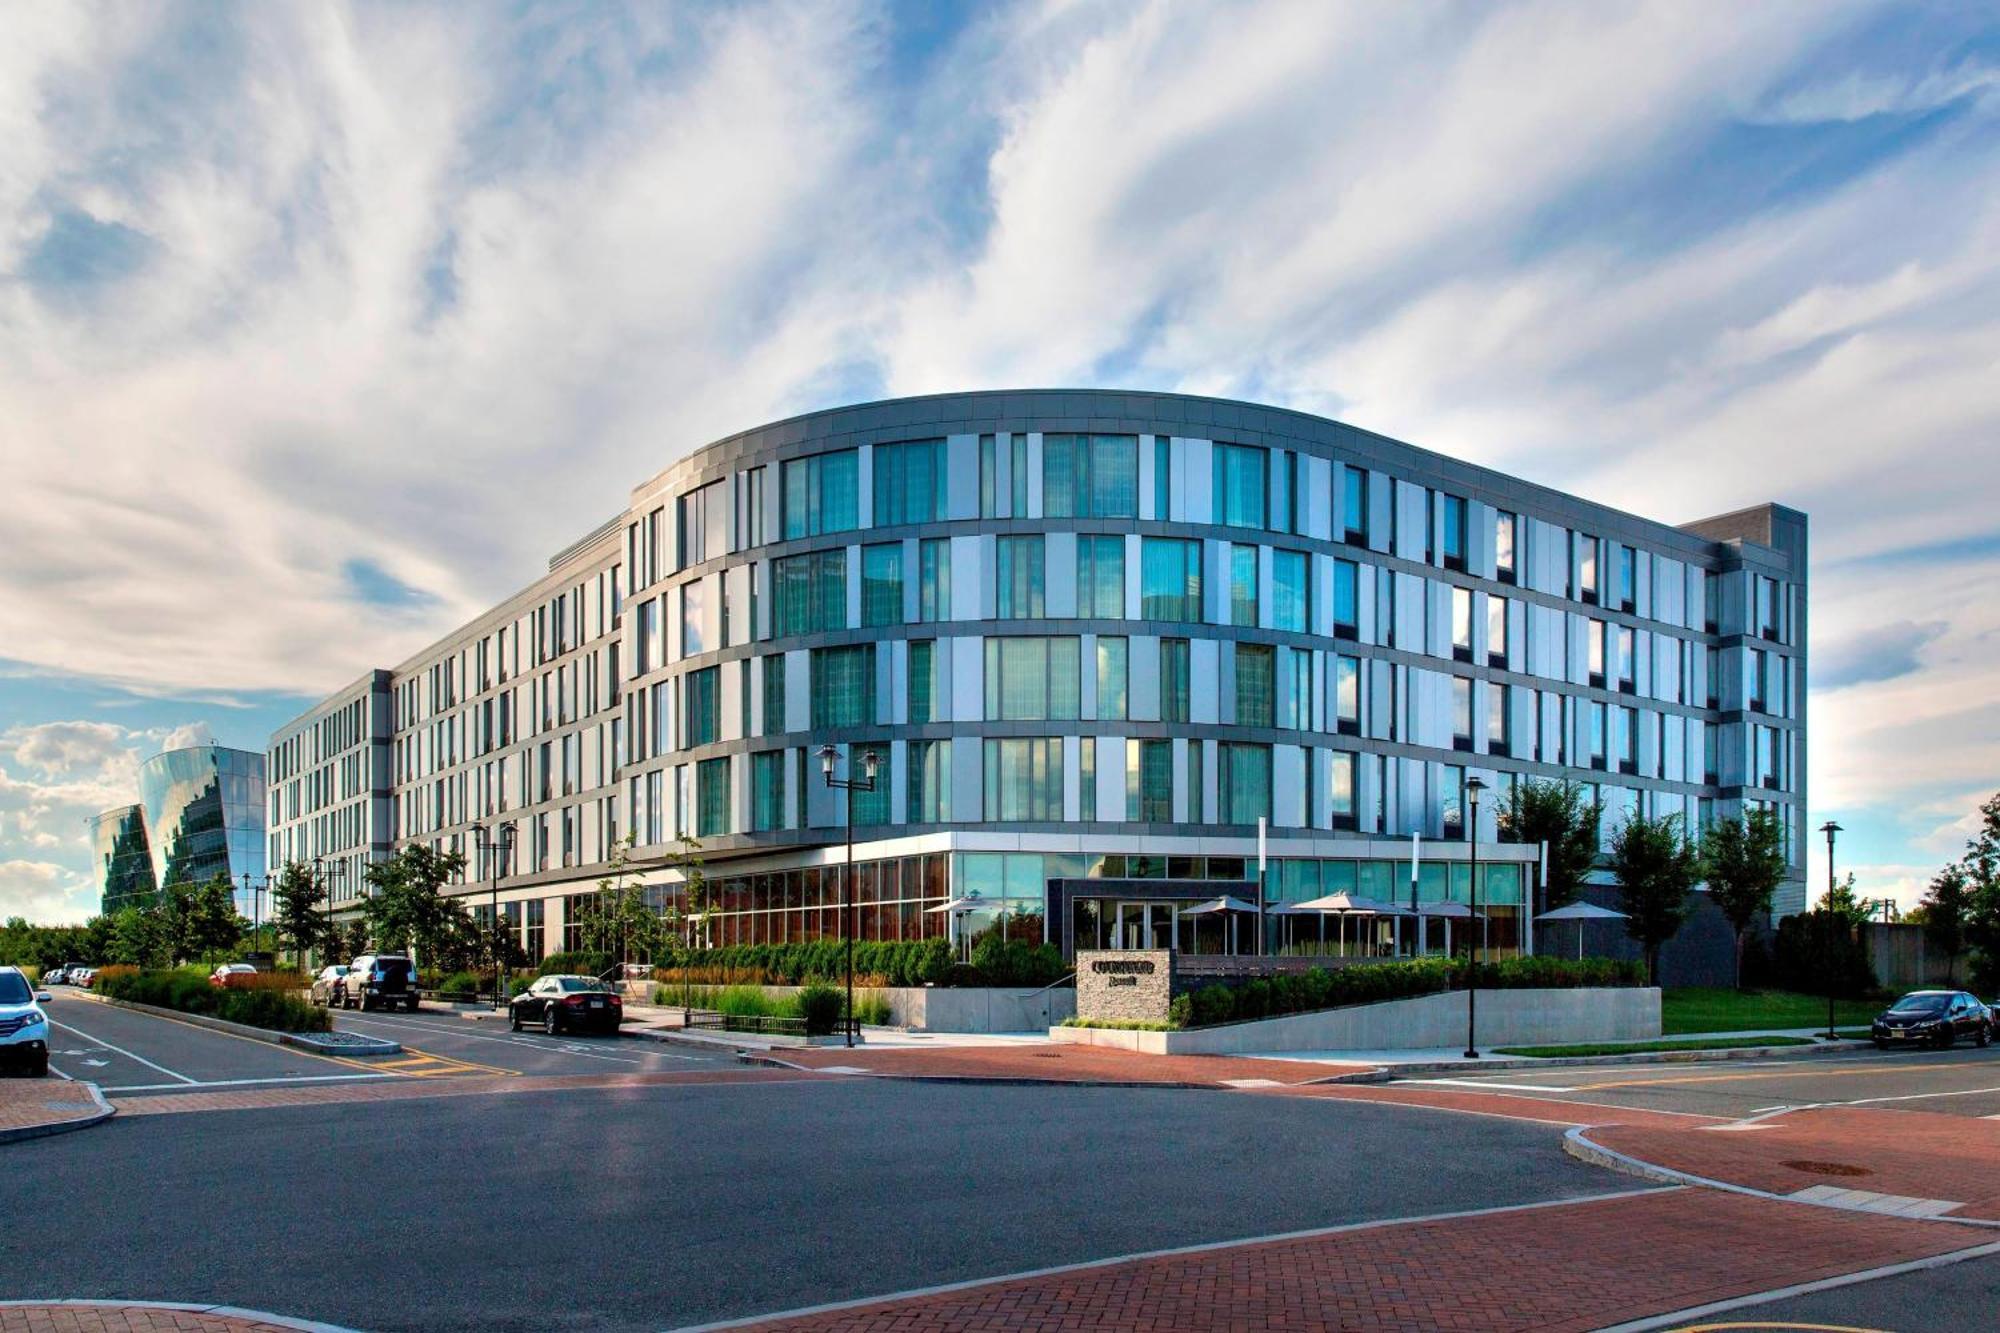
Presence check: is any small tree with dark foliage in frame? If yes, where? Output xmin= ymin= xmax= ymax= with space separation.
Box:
xmin=1496 ymin=778 xmax=1604 ymax=913
xmin=1701 ymin=807 xmax=1787 ymax=990
xmin=1607 ymin=811 xmax=1700 ymax=986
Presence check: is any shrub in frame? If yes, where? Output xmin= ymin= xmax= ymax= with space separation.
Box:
xmin=434 ymin=970 xmax=485 ymax=996
xmin=538 ymin=951 xmax=614 ymax=978
xmin=1166 ymin=955 xmax=1643 ymax=1029
xmin=848 ymin=992 xmax=894 ymax=1026
xmin=98 ymin=966 xmax=329 ymax=1033
xmin=655 ymin=937 xmax=966 ymax=988
xmin=798 ymin=984 xmax=844 ymax=1036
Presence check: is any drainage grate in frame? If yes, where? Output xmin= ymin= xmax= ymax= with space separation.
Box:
xmin=1780 ymin=1159 xmax=1873 ymax=1178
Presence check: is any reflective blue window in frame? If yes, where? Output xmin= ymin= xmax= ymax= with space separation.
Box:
xmin=1212 ymin=443 xmax=1267 ymax=529
xmin=873 ymin=440 xmax=946 ymax=527
xmin=1140 ymin=538 xmax=1202 ymax=622
xmin=1043 ymin=434 xmax=1138 ymax=519
xmin=1272 ymin=549 xmax=1307 ymax=633
xmin=782 ymin=450 xmax=858 ymax=539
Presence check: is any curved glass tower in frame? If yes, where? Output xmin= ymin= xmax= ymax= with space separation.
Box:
xmin=137 ymin=745 xmax=268 ymax=911
xmin=89 ymin=804 xmax=156 ymax=915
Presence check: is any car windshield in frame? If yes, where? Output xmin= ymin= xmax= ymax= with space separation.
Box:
xmin=0 ymin=974 xmax=32 ymax=1005
xmin=1889 ymin=995 xmax=1949 ymax=1015
xmin=558 ymin=978 xmax=612 ymax=993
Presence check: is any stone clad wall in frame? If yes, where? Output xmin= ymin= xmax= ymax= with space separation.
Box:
xmin=1076 ymin=950 xmax=1174 ymax=1023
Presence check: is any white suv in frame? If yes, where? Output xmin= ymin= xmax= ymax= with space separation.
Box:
xmin=0 ymin=966 xmax=53 ymax=1077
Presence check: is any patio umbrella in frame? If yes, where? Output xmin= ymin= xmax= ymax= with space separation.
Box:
xmin=1537 ymin=900 xmax=1629 ymax=960
xmin=1181 ymin=896 xmax=1259 ymax=954
xmin=1413 ymin=900 xmax=1484 ymax=958
xmin=926 ymin=896 xmax=985 ymax=961
xmin=1290 ymin=893 xmax=1411 ymax=957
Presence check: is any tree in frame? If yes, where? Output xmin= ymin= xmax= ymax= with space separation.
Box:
xmin=1819 ymin=871 xmax=1873 ymax=929
xmin=573 ymin=836 xmax=671 ymax=973
xmin=110 ymin=905 xmax=166 ymax=968
xmin=1700 ymin=807 xmax=1787 ymax=989
xmin=1960 ymin=791 xmax=2000 ymax=992
xmin=341 ymin=918 xmax=372 ymax=961
xmin=363 ymin=845 xmax=470 ymax=968
xmin=673 ymin=834 xmax=710 ymax=950
xmin=270 ymin=861 xmax=328 ymax=967
xmin=1496 ymin=779 xmax=1604 ymax=912
xmin=154 ymin=875 xmax=240 ymax=965
xmin=1607 ymin=811 xmax=1700 ymax=985
xmin=1918 ymin=864 xmax=1971 ymax=985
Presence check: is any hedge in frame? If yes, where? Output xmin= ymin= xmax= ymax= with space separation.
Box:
xmin=97 ymin=966 xmax=330 ymax=1034
xmin=537 ymin=951 xmax=615 ymax=978
xmin=654 ymin=937 xmax=1068 ymax=989
xmin=1167 ymin=955 xmax=1646 ymax=1029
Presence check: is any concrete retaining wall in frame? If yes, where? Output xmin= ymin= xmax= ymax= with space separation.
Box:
xmin=651 ymin=984 xmax=1077 ymax=1033
xmin=1052 ymin=986 xmax=1660 ymax=1055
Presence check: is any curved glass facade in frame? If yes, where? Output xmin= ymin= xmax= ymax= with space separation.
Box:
xmin=89 ymin=804 xmax=156 ymax=915
xmin=137 ymin=746 xmax=267 ymax=910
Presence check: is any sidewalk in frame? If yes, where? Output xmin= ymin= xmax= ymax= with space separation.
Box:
xmin=0 ymin=1301 xmax=355 ymax=1331
xmin=0 ymin=1080 xmax=111 ymax=1144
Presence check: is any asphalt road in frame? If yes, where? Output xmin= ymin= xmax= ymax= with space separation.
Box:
xmin=0 ymin=1076 xmax=1616 ymax=1332
xmin=1672 ymin=1251 xmax=2000 ymax=1332
xmin=328 ymin=1006 xmax=734 ymax=1076
xmin=1398 ymin=1044 xmax=2000 ymax=1119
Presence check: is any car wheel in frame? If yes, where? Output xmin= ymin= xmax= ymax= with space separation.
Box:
xmin=30 ymin=1052 xmax=48 ymax=1078
xmin=406 ymin=998 xmax=420 ymax=1013
xmin=509 ymin=1010 xmax=522 ymax=1032
xmin=1979 ymin=1023 xmax=1992 ymax=1049
xmin=1874 ymin=1039 xmax=1888 ymax=1050
xmin=544 ymin=1009 xmax=560 ymax=1036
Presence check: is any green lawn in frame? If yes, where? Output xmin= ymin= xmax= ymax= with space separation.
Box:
xmin=1662 ymin=987 xmax=1878 ymax=1035
xmin=1495 ymin=1035 xmax=1817 ymax=1059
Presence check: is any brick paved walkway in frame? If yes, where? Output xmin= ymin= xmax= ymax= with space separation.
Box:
xmin=0 ymin=1303 xmax=338 ymax=1331
xmin=114 ymin=1067 xmax=814 ymax=1116
xmin=729 ymin=1188 xmax=1987 ymax=1332
xmin=0 ymin=1080 xmax=110 ymax=1142
xmin=1589 ymin=1105 xmax=2000 ymax=1218
xmin=763 ymin=1043 xmax=1372 ymax=1085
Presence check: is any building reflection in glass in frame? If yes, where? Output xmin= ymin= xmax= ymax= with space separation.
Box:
xmin=136 ymin=746 xmax=268 ymax=915
xmin=89 ymin=804 xmax=156 ymax=915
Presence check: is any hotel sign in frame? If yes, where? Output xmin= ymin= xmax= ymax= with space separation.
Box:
xmin=1077 ymin=950 xmax=1174 ymax=1023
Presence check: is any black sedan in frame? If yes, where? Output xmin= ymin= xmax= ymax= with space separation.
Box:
xmin=510 ymin=975 xmax=623 ymax=1035
xmin=1872 ymin=990 xmax=1992 ymax=1049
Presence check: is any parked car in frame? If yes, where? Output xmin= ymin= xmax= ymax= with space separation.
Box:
xmin=1872 ymin=990 xmax=1992 ymax=1049
xmin=209 ymin=963 xmax=260 ymax=989
xmin=509 ymin=975 xmax=622 ymax=1035
xmin=0 ymin=965 xmax=53 ymax=1077
xmin=311 ymin=964 xmax=351 ymax=1008
xmin=344 ymin=954 xmax=419 ymax=1012
xmin=39 ymin=966 xmax=67 ymax=986
xmin=73 ymin=968 xmax=99 ymax=989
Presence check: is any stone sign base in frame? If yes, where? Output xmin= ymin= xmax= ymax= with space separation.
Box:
xmin=1076 ymin=949 xmax=1174 ymax=1024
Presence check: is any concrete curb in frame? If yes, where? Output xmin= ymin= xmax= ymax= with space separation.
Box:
xmin=73 ymin=990 xmax=402 ymax=1056
xmin=1351 ymin=1038 xmax=1875 ymax=1079
xmin=1561 ymin=1124 xmax=2000 ymax=1230
xmin=0 ymin=1299 xmax=361 ymax=1331
xmin=0 ymin=1081 xmax=115 ymax=1145
xmin=734 ymin=1050 xmax=1361 ymax=1091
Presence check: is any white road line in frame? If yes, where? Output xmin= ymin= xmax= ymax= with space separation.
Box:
xmin=1397 ymin=1078 xmax=1580 ymax=1093
xmin=1830 ymin=1083 xmax=2000 ymax=1108
xmin=47 ymin=1017 xmax=196 ymax=1085
xmin=45 ymin=1063 xmax=74 ymax=1081
xmin=103 ymin=1073 xmax=392 ymax=1093
xmin=335 ymin=1013 xmax=672 ymax=1065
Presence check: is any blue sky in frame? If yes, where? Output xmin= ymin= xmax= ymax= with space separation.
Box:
xmin=2 ymin=1 xmax=1997 ymax=923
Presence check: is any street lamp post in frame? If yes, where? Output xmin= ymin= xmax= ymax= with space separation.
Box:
xmin=1463 ymin=776 xmax=1488 ymax=1061
xmin=475 ymin=824 xmax=517 ymax=1012
xmin=819 ymin=744 xmax=878 ymax=1049
xmin=1821 ymin=819 xmax=1843 ymax=1041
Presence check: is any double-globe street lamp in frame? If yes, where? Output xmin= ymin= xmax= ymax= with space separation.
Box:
xmin=1463 ymin=775 xmax=1488 ymax=1061
xmin=818 ymin=744 xmax=878 ymax=1050
xmin=475 ymin=823 xmax=518 ymax=1012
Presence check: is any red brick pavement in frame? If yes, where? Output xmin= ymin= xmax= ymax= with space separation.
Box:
xmin=0 ymin=1079 xmax=109 ymax=1141
xmin=0 ymin=1305 xmax=322 ymax=1331
xmin=1589 ymin=1105 xmax=2000 ymax=1217
xmin=764 ymin=1043 xmax=1372 ymax=1085
xmin=733 ymin=1188 xmax=1987 ymax=1332
xmin=114 ymin=1067 xmax=815 ymax=1116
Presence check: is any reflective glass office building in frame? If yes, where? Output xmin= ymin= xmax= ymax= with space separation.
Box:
xmin=269 ymin=390 xmax=1807 ymax=961
xmin=88 ymin=804 xmax=156 ymax=915
xmin=136 ymin=745 xmax=269 ymax=914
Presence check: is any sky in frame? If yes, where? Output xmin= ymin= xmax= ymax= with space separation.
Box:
xmin=1 ymin=0 xmax=1996 ymax=925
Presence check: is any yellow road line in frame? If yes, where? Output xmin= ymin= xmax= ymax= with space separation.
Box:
xmin=1573 ymin=1060 xmax=1992 ymax=1092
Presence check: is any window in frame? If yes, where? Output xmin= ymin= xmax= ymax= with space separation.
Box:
xmin=996 ymin=535 xmax=1045 ymax=618
xmin=983 ymin=738 xmax=1062 ymax=821
xmin=762 ymin=658 xmax=787 ymax=737
xmin=1452 ymin=678 xmax=1473 ymax=751
xmin=1153 ymin=435 xmax=1171 ymax=518
xmin=1335 ymin=655 xmax=1360 ymax=734
xmin=1011 ymin=433 xmax=1028 ymax=519
xmin=1578 ymin=534 xmax=1599 ymax=604
xmin=1704 ymin=571 xmax=1722 ymax=634
xmin=1704 ymin=725 xmax=1719 ymax=784
xmin=1212 ymin=443 xmax=1268 ymax=529
xmin=872 ymin=439 xmax=946 ymax=527
xmin=1330 ymin=751 xmax=1357 ymax=829
xmin=1441 ymin=494 xmax=1467 ymax=571
xmin=1272 ymin=549 xmax=1307 ymax=633
xmin=634 ymin=598 xmax=657 ymax=676
xmin=678 ymin=480 xmax=729 ymax=567
xmin=1076 ymin=535 xmax=1125 ymax=618
xmin=861 ymin=543 xmax=903 ymax=627
xmin=1341 ymin=466 xmax=1368 ymax=544
xmin=908 ymin=640 xmax=937 ymax=724
xmin=1333 ymin=559 xmax=1358 ymax=638
xmin=1235 ymin=644 xmax=1275 ymax=728
xmin=1616 ymin=546 xmax=1636 ymax=612
xmin=1188 ymin=741 xmax=1205 ymax=823
xmin=1495 ymin=510 xmax=1517 ymax=583
xmin=683 ymin=667 xmax=719 ymax=748
xmin=1487 ymin=595 xmax=1509 ymax=668
xmin=739 ymin=467 xmax=767 ymax=549
xmin=751 ymin=751 xmax=786 ymax=832
xmin=680 ymin=579 xmax=709 ymax=657
xmin=1621 ymin=709 xmax=1640 ymax=776
xmin=1489 ymin=684 xmax=1510 ymax=756
xmin=1273 ymin=452 xmax=1300 ymax=534
xmin=810 ymin=645 xmax=875 ymax=729
xmin=772 ymin=550 xmax=846 ymax=636
xmin=781 ymin=449 xmax=858 ymax=539
xmin=1128 ymin=739 xmax=1173 ymax=822
xmin=850 ymin=743 xmax=891 ymax=824
xmin=909 ymin=739 xmax=949 ymax=823
xmin=1588 ymin=620 xmax=1607 ymax=687
xmin=1758 ymin=576 xmax=1781 ymax=641
xmin=985 ymin=637 xmax=1081 ymax=720
xmin=1161 ymin=638 xmax=1191 ymax=723
xmin=1229 ymin=545 xmax=1258 ymax=626
xmin=979 ymin=434 xmax=998 ymax=519
xmin=1588 ymin=701 xmax=1607 ymax=770
xmin=1617 ymin=625 xmax=1636 ymax=693
xmin=1451 ymin=587 xmax=1473 ymax=661
xmin=1096 ymin=637 xmax=1128 ymax=720
xmin=1281 ymin=646 xmax=1310 ymax=729
xmin=1043 ymin=433 xmax=1138 ymax=518
xmin=1140 ymin=538 xmax=1203 ymax=622
xmin=917 ymin=538 xmax=951 ymax=622
xmin=1218 ymin=743 xmax=1271 ymax=824
xmin=696 ymin=757 xmax=729 ymax=837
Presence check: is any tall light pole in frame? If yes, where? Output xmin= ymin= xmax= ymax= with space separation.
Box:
xmin=1820 ymin=819 xmax=1842 ymax=1041
xmin=1463 ymin=775 xmax=1487 ymax=1061
xmin=820 ymin=744 xmax=878 ymax=1049
xmin=475 ymin=823 xmax=517 ymax=1011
